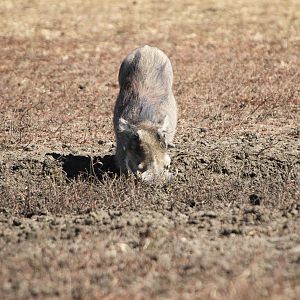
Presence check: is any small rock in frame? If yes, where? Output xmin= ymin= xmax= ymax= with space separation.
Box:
xmin=290 ymin=245 xmax=300 ymax=254
xmin=186 ymin=199 xmax=196 ymax=208
xmin=220 ymin=227 xmax=242 ymax=236
xmin=202 ymin=211 xmax=217 ymax=218
xmin=13 ymin=219 xmax=22 ymax=226
xmin=249 ymin=194 xmax=262 ymax=205
xmin=117 ymin=243 xmax=131 ymax=253
xmin=158 ymin=254 xmax=171 ymax=269
xmin=84 ymin=217 xmax=93 ymax=225
xmin=198 ymin=127 xmax=207 ymax=133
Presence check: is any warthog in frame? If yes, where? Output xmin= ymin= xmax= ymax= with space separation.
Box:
xmin=113 ymin=45 xmax=177 ymax=181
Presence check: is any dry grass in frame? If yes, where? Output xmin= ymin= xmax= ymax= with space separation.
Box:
xmin=1 ymin=0 xmax=299 ymax=149
xmin=0 ymin=0 xmax=300 ymax=299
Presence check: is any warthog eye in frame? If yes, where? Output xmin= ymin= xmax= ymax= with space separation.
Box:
xmin=131 ymin=133 xmax=139 ymax=143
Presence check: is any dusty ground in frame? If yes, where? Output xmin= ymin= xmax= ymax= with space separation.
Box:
xmin=0 ymin=0 xmax=300 ymax=299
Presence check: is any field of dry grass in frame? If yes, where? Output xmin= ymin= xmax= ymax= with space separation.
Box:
xmin=0 ymin=0 xmax=299 ymax=299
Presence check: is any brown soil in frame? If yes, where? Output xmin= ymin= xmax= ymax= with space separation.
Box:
xmin=0 ymin=0 xmax=299 ymax=299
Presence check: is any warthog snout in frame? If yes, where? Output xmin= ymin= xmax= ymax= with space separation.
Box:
xmin=117 ymin=117 xmax=172 ymax=181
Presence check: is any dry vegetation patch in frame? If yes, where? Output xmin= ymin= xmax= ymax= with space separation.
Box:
xmin=0 ymin=0 xmax=299 ymax=299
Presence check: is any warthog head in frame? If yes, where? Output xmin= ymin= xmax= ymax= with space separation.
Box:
xmin=117 ymin=117 xmax=173 ymax=181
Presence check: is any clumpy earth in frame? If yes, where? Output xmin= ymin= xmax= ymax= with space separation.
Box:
xmin=0 ymin=0 xmax=299 ymax=299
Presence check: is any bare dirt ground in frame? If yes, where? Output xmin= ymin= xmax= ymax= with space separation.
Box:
xmin=0 ymin=0 xmax=299 ymax=299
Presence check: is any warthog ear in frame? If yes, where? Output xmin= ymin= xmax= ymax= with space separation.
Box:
xmin=157 ymin=116 xmax=169 ymax=148
xmin=159 ymin=115 xmax=169 ymax=132
xmin=157 ymin=116 xmax=175 ymax=148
